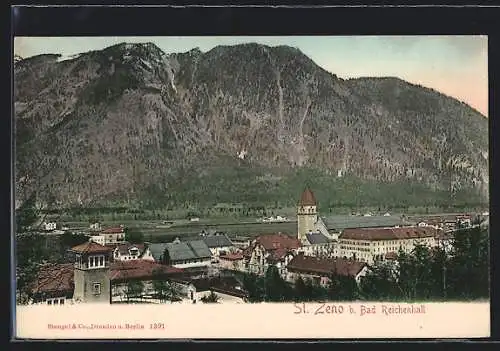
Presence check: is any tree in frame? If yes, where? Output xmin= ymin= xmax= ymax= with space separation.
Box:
xmin=263 ymin=266 xmax=293 ymax=302
xmin=293 ymin=276 xmax=310 ymax=301
xmin=15 ymin=195 xmax=40 ymax=233
xmin=161 ymin=248 xmax=171 ymax=266
xmin=58 ymin=231 xmax=89 ymax=260
xmin=201 ymin=291 xmax=220 ymax=303
xmin=15 ymin=231 xmax=49 ymax=304
xmin=447 ymin=227 xmax=489 ymax=300
xmin=327 ymin=273 xmax=359 ymax=301
xmin=242 ymin=273 xmax=264 ymax=303
xmin=152 ymin=277 xmax=170 ymax=303
xmin=125 ymin=227 xmax=144 ymax=244
xmin=358 ymin=262 xmax=401 ymax=301
xmin=398 ymin=244 xmax=434 ymax=300
xmin=126 ymin=280 xmax=144 ymax=302
xmin=16 ymin=261 xmax=40 ymax=305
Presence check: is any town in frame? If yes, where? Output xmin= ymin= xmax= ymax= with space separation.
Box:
xmin=17 ymin=187 xmax=489 ymax=306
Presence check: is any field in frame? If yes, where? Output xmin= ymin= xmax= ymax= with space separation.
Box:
xmin=47 ymin=209 xmax=484 ymax=244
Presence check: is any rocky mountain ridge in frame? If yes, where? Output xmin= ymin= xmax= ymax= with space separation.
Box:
xmin=14 ymin=42 xmax=489 ymax=209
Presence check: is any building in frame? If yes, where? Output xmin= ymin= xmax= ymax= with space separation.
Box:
xmin=70 ymin=241 xmax=114 ymax=303
xmin=170 ymin=276 xmax=248 ymax=303
xmin=297 ymin=187 xmax=338 ymax=243
xmin=300 ymin=231 xmax=337 ymax=257
xmin=109 ymin=260 xmax=184 ymax=303
xmin=90 ymin=222 xmax=101 ymax=231
xmin=42 ymin=222 xmax=57 ymax=231
xmin=89 ymin=235 xmax=105 ymax=246
xmin=30 ymin=263 xmax=74 ymax=305
xmin=218 ymin=252 xmax=245 ymax=271
xmin=201 ymin=234 xmax=236 ymax=262
xmin=243 ymin=233 xmax=301 ymax=276
xmin=286 ymin=254 xmax=369 ymax=286
xmin=111 ymin=242 xmax=154 ymax=262
xmin=149 ymin=238 xmax=212 ymax=268
xmin=100 ymin=226 xmax=126 ymax=245
xmin=338 ymin=226 xmax=439 ymax=265
xmin=30 ymin=256 xmax=185 ymax=305
xmin=231 ymin=235 xmax=251 ymax=249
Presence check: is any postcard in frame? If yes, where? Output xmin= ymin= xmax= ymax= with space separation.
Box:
xmin=13 ymin=34 xmax=489 ymax=339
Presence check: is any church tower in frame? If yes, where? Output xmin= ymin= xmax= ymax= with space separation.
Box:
xmin=297 ymin=187 xmax=318 ymax=242
xmin=71 ymin=241 xmax=113 ymax=303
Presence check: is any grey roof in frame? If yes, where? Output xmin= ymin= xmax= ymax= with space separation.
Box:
xmin=187 ymin=240 xmax=212 ymax=258
xmin=160 ymin=240 xmax=212 ymax=262
xmin=203 ymin=234 xmax=233 ymax=248
xmin=305 ymin=232 xmax=331 ymax=245
xmin=149 ymin=243 xmax=169 ymax=261
xmin=322 ymin=216 xmax=412 ymax=230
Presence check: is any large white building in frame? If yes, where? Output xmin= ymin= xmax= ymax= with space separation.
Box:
xmin=337 ymin=226 xmax=440 ymax=265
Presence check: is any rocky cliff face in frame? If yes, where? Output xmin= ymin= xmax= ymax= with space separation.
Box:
xmin=14 ymin=42 xmax=489 ymax=208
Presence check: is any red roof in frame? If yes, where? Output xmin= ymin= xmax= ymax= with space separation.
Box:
xmin=298 ymin=187 xmax=317 ymax=206
xmin=101 ymin=227 xmax=124 ymax=234
xmin=30 ymin=261 xmax=184 ymax=296
xmin=31 ymin=263 xmax=74 ymax=295
xmin=219 ymin=252 xmax=244 ymax=261
xmin=255 ymin=233 xmax=302 ymax=251
xmin=267 ymin=247 xmax=292 ymax=262
xmin=109 ymin=260 xmax=184 ymax=281
xmin=71 ymin=241 xmax=114 ymax=254
xmin=341 ymin=226 xmax=437 ymax=241
xmin=385 ymin=252 xmax=398 ymax=260
xmin=287 ymin=255 xmax=366 ymax=277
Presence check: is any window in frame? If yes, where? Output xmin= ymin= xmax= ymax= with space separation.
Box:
xmin=99 ymin=256 xmax=104 ymax=266
xmin=47 ymin=300 xmax=52 ymax=305
xmin=93 ymin=283 xmax=101 ymax=295
xmin=60 ymin=299 xmax=65 ymax=305
xmin=54 ymin=299 xmax=59 ymax=305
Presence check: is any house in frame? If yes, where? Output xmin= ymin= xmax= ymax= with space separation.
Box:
xmin=338 ymin=226 xmax=439 ymax=265
xmin=89 ymin=235 xmax=105 ymax=246
xmin=100 ymin=226 xmax=126 ymax=245
xmin=149 ymin=238 xmax=212 ymax=268
xmin=231 ymin=235 xmax=251 ymax=249
xmin=243 ymin=233 xmax=301 ymax=276
xmin=42 ymin=222 xmax=57 ymax=231
xmin=435 ymin=232 xmax=454 ymax=254
xmin=219 ymin=252 xmax=245 ymax=271
xmin=202 ymin=234 xmax=236 ymax=262
xmin=170 ymin=276 xmax=248 ymax=303
xmin=90 ymin=222 xmax=101 ymax=231
xmin=30 ymin=263 xmax=74 ymax=305
xmin=29 ymin=256 xmax=185 ymax=305
xmin=286 ymin=254 xmax=369 ymax=286
xmin=109 ymin=260 xmax=184 ymax=303
xmin=456 ymin=215 xmax=472 ymax=228
xmin=111 ymin=242 xmax=154 ymax=262
xmin=300 ymin=231 xmax=337 ymax=258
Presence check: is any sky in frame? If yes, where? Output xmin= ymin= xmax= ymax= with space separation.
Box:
xmin=14 ymin=36 xmax=488 ymax=116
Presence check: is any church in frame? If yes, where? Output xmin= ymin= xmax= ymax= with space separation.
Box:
xmin=296 ymin=187 xmax=338 ymax=257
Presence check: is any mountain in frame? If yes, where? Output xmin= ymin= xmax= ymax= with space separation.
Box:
xmin=14 ymin=42 xmax=489 ymax=210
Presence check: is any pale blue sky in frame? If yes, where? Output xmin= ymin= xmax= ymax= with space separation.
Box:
xmin=14 ymin=36 xmax=488 ymax=116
